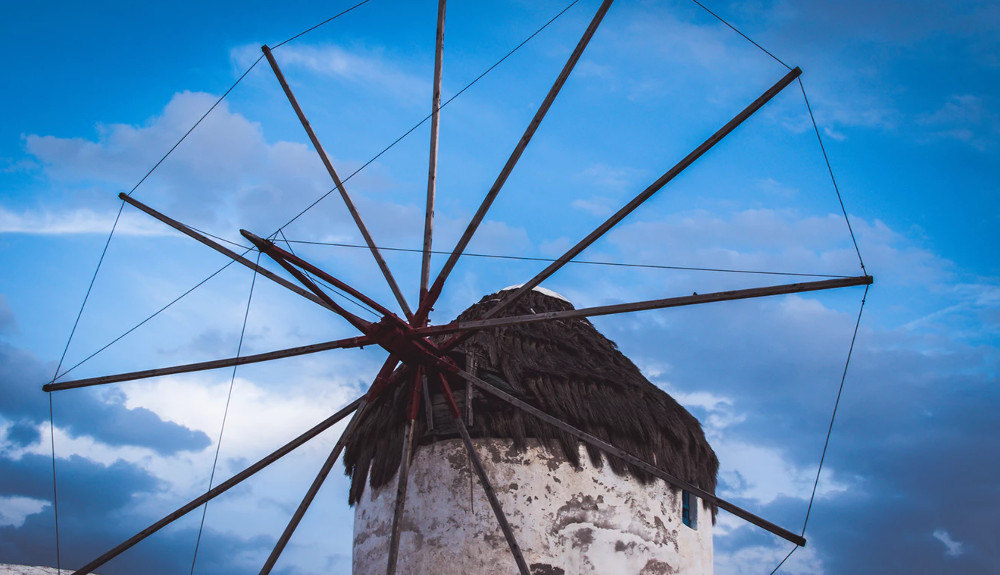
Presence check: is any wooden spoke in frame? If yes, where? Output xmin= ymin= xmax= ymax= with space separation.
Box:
xmin=386 ymin=370 xmax=425 ymax=574
xmin=417 ymin=0 xmax=617 ymax=325
xmin=244 ymin=231 xmax=396 ymax=318
xmin=420 ymin=0 xmax=448 ymax=312
xmin=262 ymin=45 xmax=414 ymax=321
xmin=69 ymin=397 xmax=364 ymax=575
xmin=43 ymin=335 xmax=372 ymax=392
xmin=259 ymin=399 xmax=372 ymax=575
xmin=436 ymin=373 xmax=530 ymax=575
xmin=455 ymin=369 xmax=808 ymax=547
xmin=242 ymin=230 xmax=374 ymax=335
xmin=119 ymin=193 xmax=337 ymax=313
xmin=415 ymin=276 xmax=872 ymax=338
xmin=491 ymin=66 xmax=803 ymax=319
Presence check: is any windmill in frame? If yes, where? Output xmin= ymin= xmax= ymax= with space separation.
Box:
xmin=42 ymin=1 xmax=872 ymax=574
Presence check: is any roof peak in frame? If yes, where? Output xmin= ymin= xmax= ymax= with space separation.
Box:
xmin=500 ymin=284 xmax=571 ymax=304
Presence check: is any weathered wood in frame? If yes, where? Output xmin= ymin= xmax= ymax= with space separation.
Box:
xmin=458 ymin=370 xmax=807 ymax=547
xmin=259 ymin=399 xmax=370 ymax=575
xmin=465 ymin=350 xmax=476 ymax=426
xmin=118 ymin=193 xmax=335 ymax=313
xmin=416 ymin=0 xmax=617 ymax=325
xmin=244 ymin=231 xmax=396 ymax=318
xmin=416 ymin=276 xmax=872 ymax=338
xmin=387 ymin=372 xmax=425 ymax=574
xmin=70 ymin=397 xmax=364 ymax=575
xmin=43 ymin=335 xmax=372 ymax=392
xmin=421 ymin=0 xmax=448 ymax=310
xmin=242 ymin=229 xmax=374 ymax=335
xmin=491 ymin=66 xmax=803 ymax=319
xmin=438 ymin=374 xmax=530 ymax=575
xmin=386 ymin=417 xmax=417 ymax=575
xmin=261 ymin=45 xmax=413 ymax=321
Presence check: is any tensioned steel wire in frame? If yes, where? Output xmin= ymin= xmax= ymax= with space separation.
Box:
xmin=679 ymin=2 xmax=871 ymax=572
xmin=189 ymin=251 xmax=262 ymax=575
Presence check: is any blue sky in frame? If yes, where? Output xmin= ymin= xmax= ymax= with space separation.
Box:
xmin=1 ymin=1 xmax=997 ymax=573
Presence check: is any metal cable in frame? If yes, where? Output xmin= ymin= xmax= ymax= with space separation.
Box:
xmin=770 ymin=284 xmax=869 ymax=574
xmin=688 ymin=0 xmax=791 ymax=70
xmin=51 ymin=255 xmax=246 ymax=382
xmin=189 ymin=252 xmax=261 ymax=575
xmin=282 ymin=239 xmax=851 ymax=279
xmin=277 ymin=229 xmax=381 ymax=319
xmin=798 ymin=78 xmax=867 ymax=272
xmin=271 ymin=0 xmax=373 ymax=49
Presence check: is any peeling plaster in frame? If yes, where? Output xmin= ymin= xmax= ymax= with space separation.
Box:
xmin=353 ymin=439 xmax=713 ymax=574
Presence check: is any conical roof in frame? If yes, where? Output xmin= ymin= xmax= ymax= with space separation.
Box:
xmin=344 ymin=288 xmax=718 ymax=511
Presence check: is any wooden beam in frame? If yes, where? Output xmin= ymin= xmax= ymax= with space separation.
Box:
xmin=386 ymin=417 xmax=418 ymax=575
xmin=262 ymin=45 xmax=413 ymax=321
xmin=386 ymin=370 xmax=425 ymax=574
xmin=247 ymin=232 xmax=396 ymax=319
xmin=457 ymin=370 xmax=807 ymax=547
xmin=421 ymin=0 xmax=448 ymax=312
xmin=417 ymin=0 xmax=617 ymax=325
xmin=69 ymin=397 xmax=364 ymax=575
xmin=241 ymin=229 xmax=374 ymax=335
xmin=437 ymin=373 xmax=530 ymax=575
xmin=118 ymin=193 xmax=335 ymax=313
xmin=415 ymin=276 xmax=872 ymax=338
xmin=491 ymin=66 xmax=803 ymax=320
xmin=43 ymin=335 xmax=372 ymax=392
xmin=259 ymin=399 xmax=371 ymax=575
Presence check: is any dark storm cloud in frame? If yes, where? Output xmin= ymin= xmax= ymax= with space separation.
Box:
xmin=0 ymin=454 xmax=267 ymax=574
xmin=0 ymin=341 xmax=210 ymax=455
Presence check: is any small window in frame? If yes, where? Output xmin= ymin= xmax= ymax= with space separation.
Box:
xmin=682 ymin=490 xmax=698 ymax=529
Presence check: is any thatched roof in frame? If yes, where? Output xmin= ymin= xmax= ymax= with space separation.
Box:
xmin=343 ymin=288 xmax=718 ymax=512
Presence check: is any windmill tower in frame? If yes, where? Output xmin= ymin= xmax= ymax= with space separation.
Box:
xmin=350 ymin=287 xmax=718 ymax=574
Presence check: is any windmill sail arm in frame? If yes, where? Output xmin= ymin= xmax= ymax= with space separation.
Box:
xmin=416 ymin=275 xmax=873 ymax=338
xmin=493 ymin=65 xmax=804 ymax=319
xmin=261 ymin=45 xmax=414 ymax=321
xmin=416 ymin=0 xmax=617 ymax=325
xmin=43 ymin=335 xmax=372 ymax=392
xmin=118 ymin=193 xmax=337 ymax=313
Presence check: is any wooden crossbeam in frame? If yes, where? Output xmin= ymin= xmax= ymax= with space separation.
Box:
xmin=262 ymin=45 xmax=413 ymax=321
xmin=416 ymin=0 xmax=617 ymax=325
xmin=491 ymin=65 xmax=803 ymax=320
xmin=416 ymin=276 xmax=873 ymax=338
xmin=43 ymin=335 xmax=372 ymax=392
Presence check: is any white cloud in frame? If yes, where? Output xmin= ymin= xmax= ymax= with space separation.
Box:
xmin=918 ymin=93 xmax=998 ymax=150
xmin=715 ymin=543 xmax=823 ymax=575
xmin=0 ymin=206 xmax=179 ymax=236
xmin=0 ymin=495 xmax=49 ymax=528
xmin=236 ymin=43 xmax=429 ymax=103
xmin=932 ymin=529 xmax=965 ymax=557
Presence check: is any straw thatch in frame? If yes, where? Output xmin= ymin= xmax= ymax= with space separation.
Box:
xmin=343 ymin=288 xmax=718 ymax=514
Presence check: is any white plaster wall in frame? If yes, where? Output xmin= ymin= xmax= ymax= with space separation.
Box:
xmin=0 ymin=566 xmax=95 ymax=575
xmin=354 ymin=439 xmax=713 ymax=575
